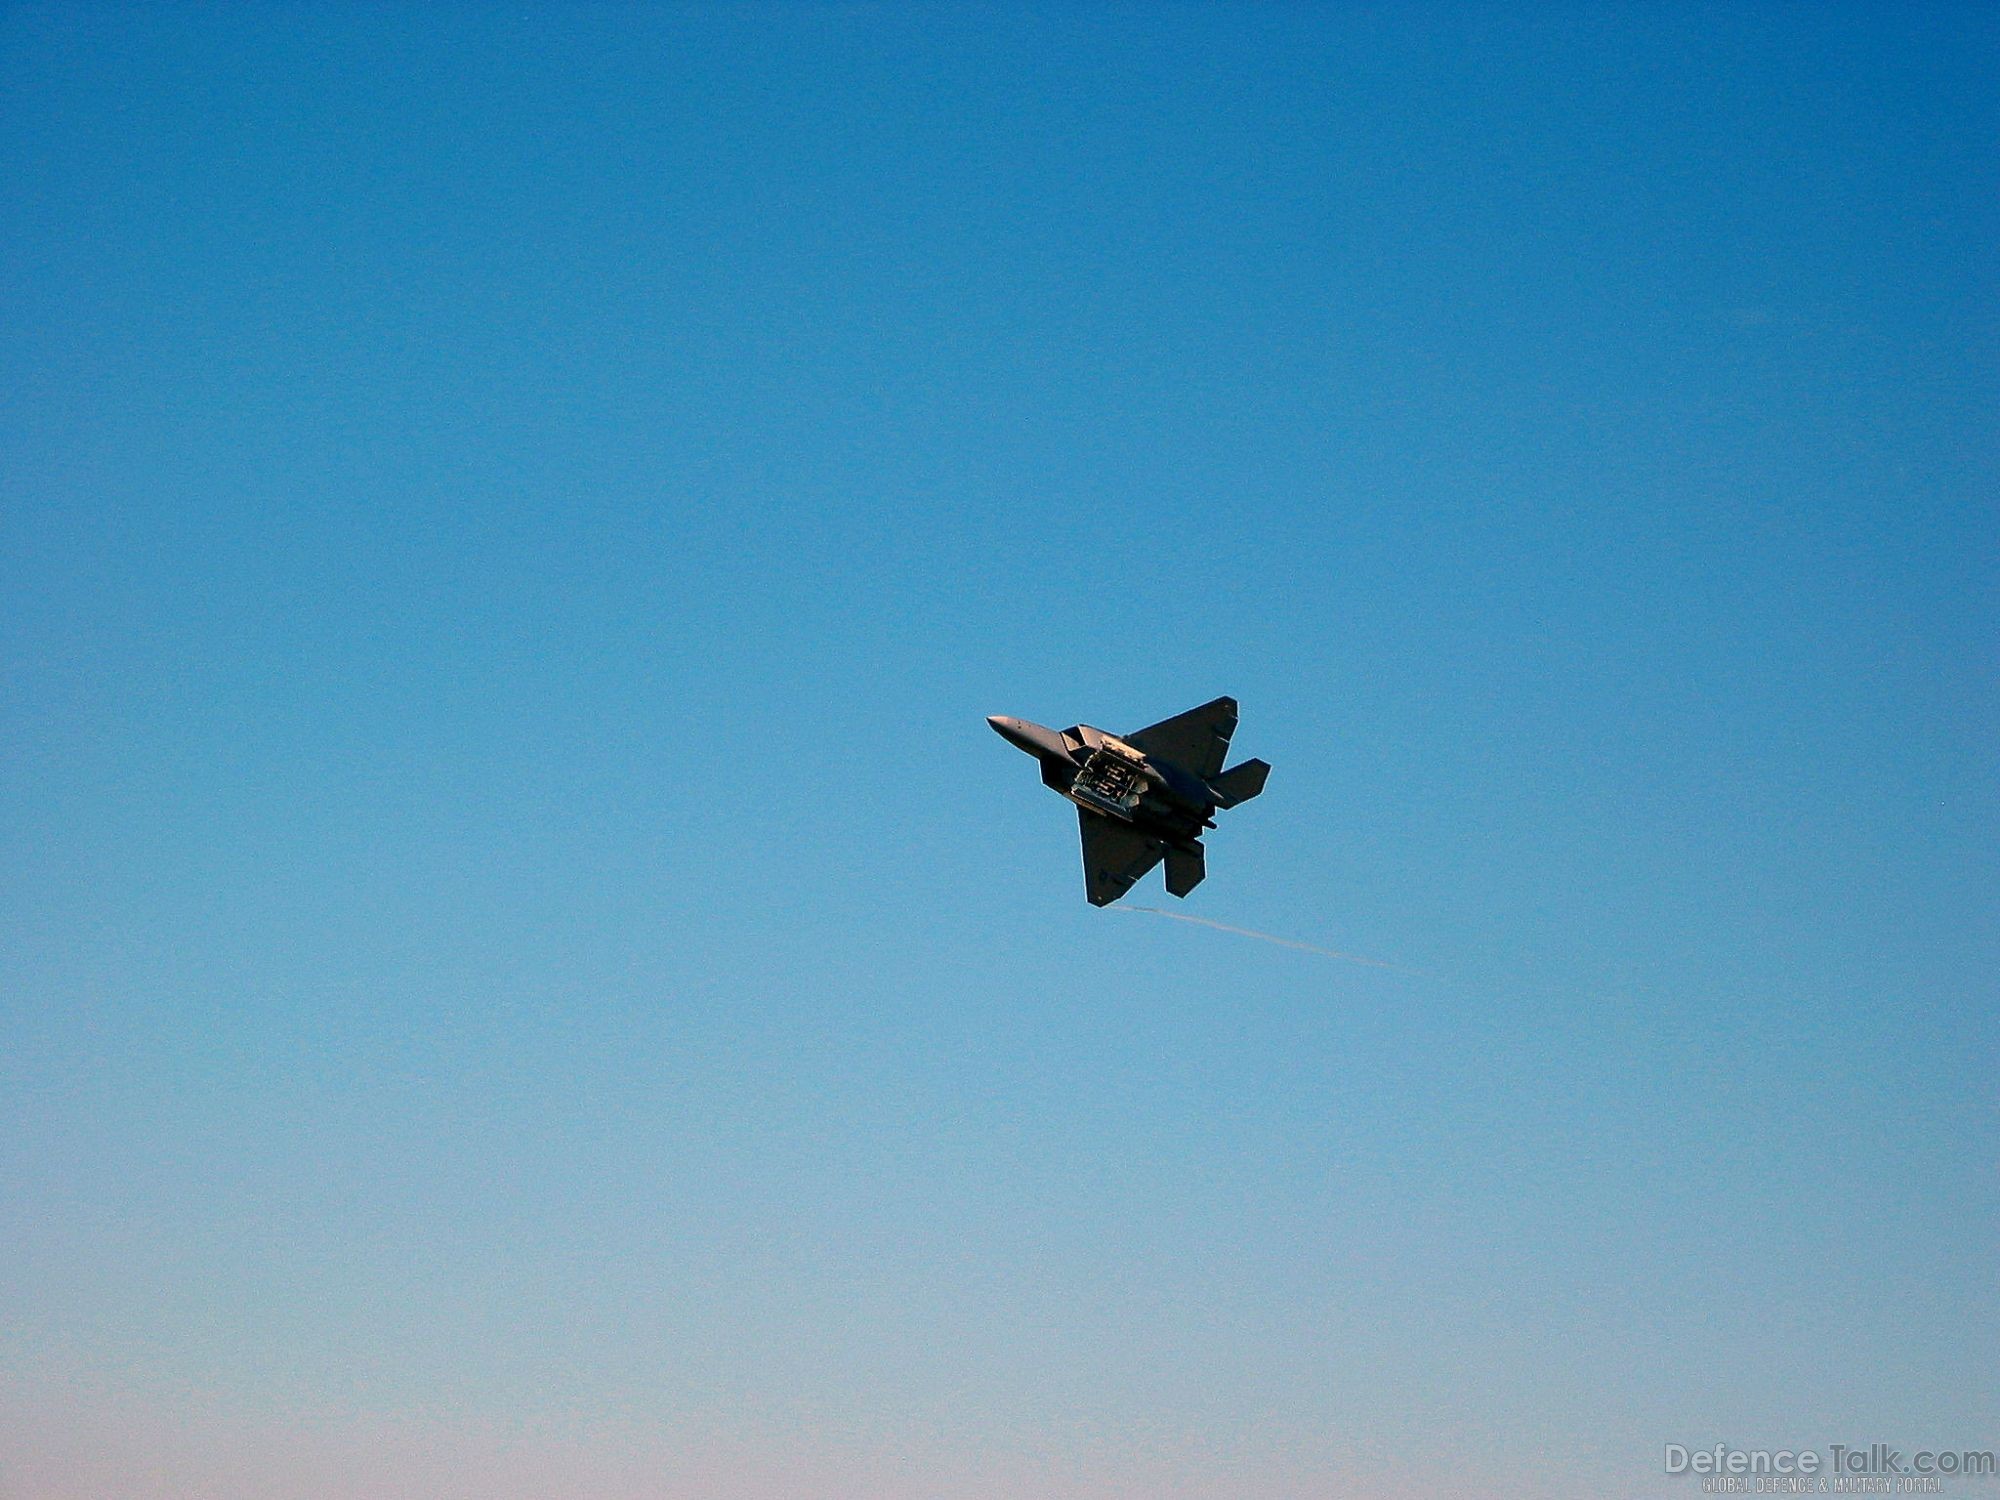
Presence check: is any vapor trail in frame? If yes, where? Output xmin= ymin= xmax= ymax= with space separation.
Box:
xmin=1113 ymin=906 xmax=1434 ymax=978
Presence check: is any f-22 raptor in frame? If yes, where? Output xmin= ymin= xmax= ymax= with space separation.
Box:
xmin=988 ymin=697 xmax=1270 ymax=906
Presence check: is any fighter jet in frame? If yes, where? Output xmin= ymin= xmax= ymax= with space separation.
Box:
xmin=988 ymin=696 xmax=1270 ymax=906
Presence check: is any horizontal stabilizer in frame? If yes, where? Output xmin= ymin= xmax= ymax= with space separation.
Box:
xmin=1165 ymin=843 xmax=1205 ymax=898
xmin=1210 ymin=758 xmax=1270 ymax=808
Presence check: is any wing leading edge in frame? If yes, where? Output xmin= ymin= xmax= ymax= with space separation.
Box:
xmin=1125 ymin=696 xmax=1237 ymax=780
xmin=1077 ymin=809 xmax=1166 ymax=907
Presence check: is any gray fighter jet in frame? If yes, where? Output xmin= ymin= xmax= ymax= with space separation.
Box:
xmin=988 ymin=697 xmax=1270 ymax=906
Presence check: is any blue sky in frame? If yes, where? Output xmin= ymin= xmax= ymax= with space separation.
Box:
xmin=2 ymin=5 xmax=1994 ymax=1496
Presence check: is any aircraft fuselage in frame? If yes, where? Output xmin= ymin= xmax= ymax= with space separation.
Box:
xmin=989 ymin=699 xmax=1269 ymax=905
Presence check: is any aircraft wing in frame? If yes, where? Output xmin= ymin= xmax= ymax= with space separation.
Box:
xmin=1126 ymin=696 xmax=1237 ymax=779
xmin=1078 ymin=809 xmax=1166 ymax=907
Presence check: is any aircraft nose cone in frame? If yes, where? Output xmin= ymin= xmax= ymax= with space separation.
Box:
xmin=988 ymin=715 xmax=1035 ymax=753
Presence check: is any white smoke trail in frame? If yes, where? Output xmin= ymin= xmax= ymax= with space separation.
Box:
xmin=1111 ymin=905 xmax=1434 ymax=978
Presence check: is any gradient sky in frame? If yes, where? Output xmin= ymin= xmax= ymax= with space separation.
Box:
xmin=2 ymin=5 xmax=1995 ymax=1497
